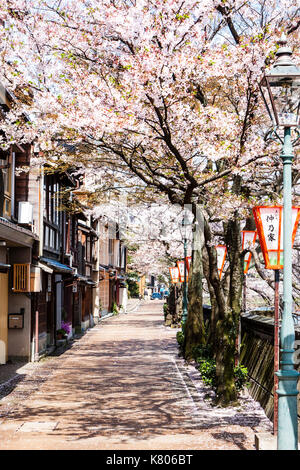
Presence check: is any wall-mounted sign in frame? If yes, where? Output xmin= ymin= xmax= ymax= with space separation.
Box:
xmin=72 ymin=281 xmax=78 ymax=293
xmin=8 ymin=313 xmax=24 ymax=329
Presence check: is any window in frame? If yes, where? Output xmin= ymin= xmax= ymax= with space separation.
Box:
xmin=43 ymin=175 xmax=61 ymax=225
xmin=0 ymin=154 xmax=11 ymax=218
xmin=43 ymin=175 xmax=61 ymax=252
xmin=86 ymin=236 xmax=91 ymax=262
xmin=13 ymin=264 xmax=30 ymax=292
xmin=43 ymin=223 xmax=59 ymax=252
xmin=109 ymin=239 xmax=114 ymax=265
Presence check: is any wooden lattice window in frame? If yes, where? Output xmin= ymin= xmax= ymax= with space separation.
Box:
xmin=13 ymin=264 xmax=30 ymax=292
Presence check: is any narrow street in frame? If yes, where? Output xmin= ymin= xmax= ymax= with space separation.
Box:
xmin=0 ymin=302 xmax=271 ymax=450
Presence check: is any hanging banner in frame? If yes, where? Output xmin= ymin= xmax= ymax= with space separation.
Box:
xmin=185 ymin=256 xmax=192 ymax=272
xmin=169 ymin=266 xmax=180 ymax=283
xmin=216 ymin=245 xmax=227 ymax=279
xmin=177 ymin=260 xmax=188 ymax=283
xmin=253 ymin=206 xmax=300 ymax=269
xmin=241 ymin=230 xmax=257 ymax=274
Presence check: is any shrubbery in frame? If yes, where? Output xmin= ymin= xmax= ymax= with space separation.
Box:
xmin=234 ymin=364 xmax=250 ymax=391
xmin=191 ymin=344 xmax=212 ymax=362
xmin=112 ymin=302 xmax=119 ymax=315
xmin=191 ymin=344 xmax=249 ymax=392
xmin=176 ymin=331 xmax=185 ymax=353
xmin=196 ymin=357 xmax=249 ymax=392
xmin=176 ymin=333 xmax=249 ymax=393
xmin=163 ymin=303 xmax=169 ymax=320
xmin=197 ymin=358 xmax=217 ymax=388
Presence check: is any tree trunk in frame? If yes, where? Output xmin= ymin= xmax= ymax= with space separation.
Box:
xmin=166 ymin=285 xmax=182 ymax=326
xmin=183 ymin=206 xmax=206 ymax=360
xmin=175 ymin=286 xmax=183 ymax=322
xmin=214 ymin=214 xmax=244 ymax=406
xmin=203 ymin=246 xmax=218 ymax=351
xmin=214 ymin=314 xmax=238 ymax=405
xmin=166 ymin=284 xmax=176 ymax=326
xmin=203 ymin=214 xmax=243 ymax=406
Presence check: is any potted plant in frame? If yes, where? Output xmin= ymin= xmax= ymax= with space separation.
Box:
xmin=61 ymin=321 xmax=71 ymax=337
xmin=56 ymin=328 xmax=66 ymax=340
xmin=56 ymin=321 xmax=71 ymax=340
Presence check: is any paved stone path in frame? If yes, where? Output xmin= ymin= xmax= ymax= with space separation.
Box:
xmin=0 ymin=301 xmax=271 ymax=450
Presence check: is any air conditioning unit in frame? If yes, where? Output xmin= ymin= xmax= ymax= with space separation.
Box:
xmin=18 ymin=202 xmax=33 ymax=224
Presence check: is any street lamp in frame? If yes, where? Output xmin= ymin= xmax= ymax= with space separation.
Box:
xmin=259 ymin=34 xmax=300 ymax=450
xmin=253 ymin=205 xmax=300 ymax=436
xmin=179 ymin=212 xmax=191 ymax=328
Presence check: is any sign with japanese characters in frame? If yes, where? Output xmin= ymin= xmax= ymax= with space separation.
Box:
xmin=177 ymin=260 xmax=188 ymax=283
xmin=185 ymin=256 xmax=192 ymax=272
xmin=253 ymin=206 xmax=300 ymax=269
xmin=216 ymin=245 xmax=227 ymax=279
xmin=169 ymin=266 xmax=180 ymax=283
xmin=241 ymin=231 xmax=257 ymax=274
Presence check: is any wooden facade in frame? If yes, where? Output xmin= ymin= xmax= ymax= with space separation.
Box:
xmin=0 ymin=91 xmax=128 ymax=360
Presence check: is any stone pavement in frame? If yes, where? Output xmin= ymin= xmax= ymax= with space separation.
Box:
xmin=0 ymin=301 xmax=271 ymax=450
xmin=125 ymin=297 xmax=145 ymax=312
xmin=0 ymin=299 xmax=144 ymax=387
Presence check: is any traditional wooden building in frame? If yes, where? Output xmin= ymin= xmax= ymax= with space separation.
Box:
xmin=0 ymin=88 xmax=41 ymax=363
xmin=32 ymin=168 xmax=74 ymax=355
xmin=0 ymin=87 xmax=128 ymax=363
xmin=92 ymin=217 xmax=127 ymax=321
xmin=72 ymin=211 xmax=98 ymax=331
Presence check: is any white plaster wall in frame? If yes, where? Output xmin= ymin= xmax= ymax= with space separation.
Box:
xmin=119 ymin=287 xmax=128 ymax=313
xmin=8 ymin=247 xmax=32 ymax=359
xmin=7 ymin=294 xmax=31 ymax=359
